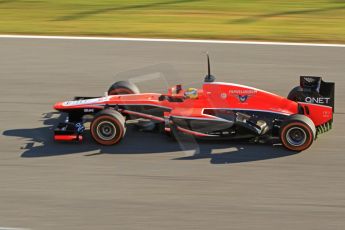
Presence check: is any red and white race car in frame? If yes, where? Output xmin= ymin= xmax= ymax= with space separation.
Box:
xmin=54 ymin=56 xmax=334 ymax=151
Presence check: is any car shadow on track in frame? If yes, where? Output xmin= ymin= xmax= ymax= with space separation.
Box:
xmin=2 ymin=112 xmax=299 ymax=164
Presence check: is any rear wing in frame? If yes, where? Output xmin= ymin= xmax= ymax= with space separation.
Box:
xmin=300 ymin=76 xmax=335 ymax=112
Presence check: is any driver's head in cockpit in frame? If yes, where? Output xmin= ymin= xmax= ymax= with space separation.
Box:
xmin=184 ymin=88 xmax=198 ymax=99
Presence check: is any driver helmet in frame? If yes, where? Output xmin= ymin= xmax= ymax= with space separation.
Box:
xmin=184 ymin=88 xmax=198 ymax=99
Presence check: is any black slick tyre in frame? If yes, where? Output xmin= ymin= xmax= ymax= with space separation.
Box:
xmin=280 ymin=114 xmax=316 ymax=151
xmin=108 ymin=81 xmax=140 ymax=95
xmin=90 ymin=109 xmax=126 ymax=145
xmin=287 ymin=86 xmax=303 ymax=101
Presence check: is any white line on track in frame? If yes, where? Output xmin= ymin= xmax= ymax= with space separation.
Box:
xmin=0 ymin=34 xmax=345 ymax=48
xmin=0 ymin=227 xmax=30 ymax=230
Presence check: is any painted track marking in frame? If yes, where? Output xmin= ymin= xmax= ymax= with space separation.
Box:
xmin=0 ymin=35 xmax=345 ymax=48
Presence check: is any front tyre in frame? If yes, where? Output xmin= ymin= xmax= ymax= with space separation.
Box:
xmin=280 ymin=114 xmax=316 ymax=151
xmin=90 ymin=109 xmax=126 ymax=145
xmin=108 ymin=81 xmax=140 ymax=95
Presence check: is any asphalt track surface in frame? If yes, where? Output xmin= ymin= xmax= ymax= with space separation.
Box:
xmin=0 ymin=37 xmax=345 ymax=230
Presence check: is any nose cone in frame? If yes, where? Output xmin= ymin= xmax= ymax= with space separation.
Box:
xmin=53 ymin=101 xmax=64 ymax=110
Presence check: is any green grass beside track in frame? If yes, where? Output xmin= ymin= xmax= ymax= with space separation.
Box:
xmin=0 ymin=0 xmax=344 ymax=43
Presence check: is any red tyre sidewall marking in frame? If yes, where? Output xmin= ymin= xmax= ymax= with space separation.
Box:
xmin=281 ymin=122 xmax=313 ymax=151
xmin=91 ymin=115 xmax=124 ymax=145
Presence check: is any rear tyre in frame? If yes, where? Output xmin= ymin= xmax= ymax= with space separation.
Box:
xmin=287 ymin=86 xmax=303 ymax=101
xmin=280 ymin=114 xmax=316 ymax=151
xmin=108 ymin=81 xmax=140 ymax=95
xmin=90 ymin=109 xmax=126 ymax=145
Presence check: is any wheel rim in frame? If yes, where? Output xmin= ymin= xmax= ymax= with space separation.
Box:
xmin=96 ymin=121 xmax=116 ymax=140
xmin=286 ymin=127 xmax=307 ymax=147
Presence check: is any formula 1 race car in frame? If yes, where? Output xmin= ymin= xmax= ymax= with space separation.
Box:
xmin=53 ymin=56 xmax=334 ymax=151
